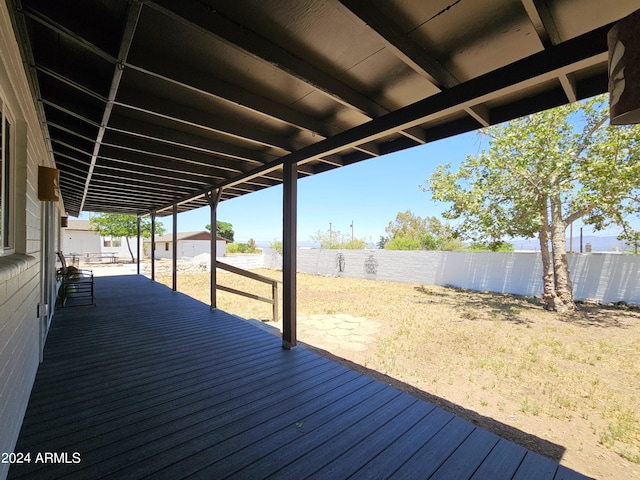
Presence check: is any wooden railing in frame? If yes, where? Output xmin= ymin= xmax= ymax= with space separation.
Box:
xmin=215 ymin=261 xmax=280 ymax=322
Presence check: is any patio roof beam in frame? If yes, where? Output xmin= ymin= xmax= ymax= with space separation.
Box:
xmin=79 ymin=0 xmax=143 ymax=213
xmin=92 ymin=166 xmax=207 ymax=191
xmin=41 ymin=99 xmax=102 ymax=128
xmin=107 ymin=114 xmax=277 ymax=165
xmin=114 ymin=88 xmax=295 ymax=154
xmin=87 ymin=176 xmax=193 ymax=198
xmin=520 ymin=0 xmax=577 ymax=102
xmin=148 ymin=22 xmax=609 ymax=215
xmin=47 ymin=120 xmax=99 ymax=145
xmin=91 ymin=157 xmax=204 ymax=183
xmin=33 ymin=63 xmax=109 ymax=103
xmin=125 ymin=60 xmax=340 ymax=139
xmin=81 ymin=188 xmax=173 ymax=206
xmin=100 ymin=132 xmax=248 ymax=173
xmin=93 ymin=167 xmax=217 ymax=195
xmin=337 ymin=0 xmax=491 ymax=127
xmin=144 ymin=0 xmax=387 ymax=119
xmin=97 ymin=146 xmax=235 ymax=179
xmin=143 ymin=0 xmax=428 ymax=146
xmin=18 ymin=3 xmax=118 ymax=64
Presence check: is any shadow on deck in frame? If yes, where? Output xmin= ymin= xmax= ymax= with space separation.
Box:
xmin=9 ymin=275 xmax=590 ymax=479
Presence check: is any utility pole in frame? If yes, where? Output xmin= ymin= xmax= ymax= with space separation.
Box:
xmin=350 ymin=221 xmax=354 ymax=242
xmin=329 ymin=222 xmax=332 ymax=248
xmin=569 ymin=221 xmax=573 ymax=253
xmin=580 ymin=227 xmax=583 ymax=253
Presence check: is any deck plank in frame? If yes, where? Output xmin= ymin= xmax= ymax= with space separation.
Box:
xmin=305 ymin=400 xmax=436 ymax=479
xmin=470 ymin=438 xmax=529 ymax=480
xmin=8 ymin=275 xmax=591 ymax=480
xmin=349 ymin=407 xmax=456 ymax=480
xmin=430 ymin=428 xmax=501 ymax=480
xmin=512 ymin=451 xmax=559 ymax=480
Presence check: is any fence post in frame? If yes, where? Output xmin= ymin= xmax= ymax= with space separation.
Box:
xmin=272 ymin=281 xmax=279 ymax=323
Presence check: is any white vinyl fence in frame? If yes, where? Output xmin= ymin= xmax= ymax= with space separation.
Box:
xmin=262 ymin=249 xmax=640 ymax=305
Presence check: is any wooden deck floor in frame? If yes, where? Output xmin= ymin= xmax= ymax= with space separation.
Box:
xmin=9 ymin=275 xmax=590 ymax=479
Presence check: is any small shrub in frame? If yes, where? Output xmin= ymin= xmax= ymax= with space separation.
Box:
xmin=226 ymin=243 xmax=258 ymax=254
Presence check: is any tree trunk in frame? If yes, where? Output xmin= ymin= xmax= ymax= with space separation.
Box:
xmin=126 ymin=236 xmax=134 ymax=263
xmin=539 ymin=200 xmax=557 ymax=310
xmin=549 ymin=194 xmax=576 ymax=312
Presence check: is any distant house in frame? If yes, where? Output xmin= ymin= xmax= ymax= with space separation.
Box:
xmin=148 ymin=231 xmax=228 ymax=259
xmin=62 ymin=220 xmax=141 ymax=261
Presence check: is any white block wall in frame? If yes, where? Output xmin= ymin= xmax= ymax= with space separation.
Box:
xmin=263 ymin=249 xmax=640 ymax=305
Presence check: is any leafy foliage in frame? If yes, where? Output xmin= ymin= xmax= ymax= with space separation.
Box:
xmin=89 ymin=213 xmax=165 ymax=262
xmin=426 ymin=95 xmax=640 ymax=311
xmin=226 ymin=242 xmax=259 ymax=254
xmin=466 ymin=241 xmax=514 ymax=252
xmin=270 ymin=240 xmax=283 ymax=255
xmin=383 ymin=210 xmax=462 ymax=251
xmin=310 ymin=228 xmax=366 ymax=249
xmin=205 ymin=221 xmax=234 ymax=242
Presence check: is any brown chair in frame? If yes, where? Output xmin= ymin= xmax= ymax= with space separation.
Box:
xmin=56 ymin=251 xmax=94 ymax=307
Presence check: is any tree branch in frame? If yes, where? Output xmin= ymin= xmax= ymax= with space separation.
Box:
xmin=564 ymin=206 xmax=594 ymax=225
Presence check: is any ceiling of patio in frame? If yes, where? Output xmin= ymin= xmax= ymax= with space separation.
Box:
xmin=8 ymin=0 xmax=639 ymax=217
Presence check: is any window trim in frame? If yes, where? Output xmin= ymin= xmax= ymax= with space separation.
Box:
xmin=0 ymin=98 xmax=15 ymax=256
xmin=102 ymin=235 xmax=121 ymax=248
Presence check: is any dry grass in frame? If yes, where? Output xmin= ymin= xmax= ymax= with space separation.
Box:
xmin=157 ymin=268 xmax=640 ymax=480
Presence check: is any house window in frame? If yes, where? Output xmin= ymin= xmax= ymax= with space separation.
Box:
xmin=102 ymin=236 xmax=121 ymax=248
xmin=0 ymin=99 xmax=14 ymax=254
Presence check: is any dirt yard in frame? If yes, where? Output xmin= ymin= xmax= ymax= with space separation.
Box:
xmin=151 ymin=265 xmax=640 ymax=480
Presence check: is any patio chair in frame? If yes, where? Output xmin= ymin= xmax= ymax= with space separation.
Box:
xmin=56 ymin=251 xmax=95 ymax=307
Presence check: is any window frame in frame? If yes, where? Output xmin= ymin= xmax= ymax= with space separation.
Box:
xmin=102 ymin=236 xmax=121 ymax=248
xmin=0 ymin=98 xmax=15 ymax=256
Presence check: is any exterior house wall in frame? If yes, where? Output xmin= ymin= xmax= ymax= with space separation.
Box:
xmin=62 ymin=228 xmax=102 ymax=256
xmin=61 ymin=221 xmax=141 ymax=262
xmin=0 ymin=4 xmax=57 ymax=479
xmin=152 ymin=236 xmax=226 ymax=259
xmin=153 ymin=240 xmax=227 ymax=259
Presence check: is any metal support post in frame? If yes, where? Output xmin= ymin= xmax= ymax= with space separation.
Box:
xmin=151 ymin=212 xmax=156 ymax=281
xmin=282 ymin=161 xmax=297 ymax=349
xmin=172 ymin=203 xmax=178 ymax=292
xmin=205 ymin=189 xmax=223 ymax=309
xmin=136 ymin=215 xmax=141 ymax=275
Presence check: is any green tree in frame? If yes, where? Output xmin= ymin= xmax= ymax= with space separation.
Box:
xmin=384 ymin=210 xmax=462 ymax=251
xmin=311 ymin=228 xmax=366 ymax=249
xmin=205 ymin=221 xmax=234 ymax=242
xmin=270 ymin=240 xmax=283 ymax=255
xmin=426 ymin=95 xmax=640 ymax=312
xmin=226 ymin=242 xmax=258 ymax=254
xmin=385 ymin=236 xmax=422 ymax=250
xmin=90 ymin=213 xmax=165 ymax=262
xmin=467 ymin=241 xmax=514 ymax=252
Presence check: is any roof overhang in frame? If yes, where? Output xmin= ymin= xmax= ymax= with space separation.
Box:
xmin=7 ymin=0 xmax=639 ymax=217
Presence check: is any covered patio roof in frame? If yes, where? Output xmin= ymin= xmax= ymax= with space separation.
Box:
xmin=8 ymin=0 xmax=639 ymax=218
